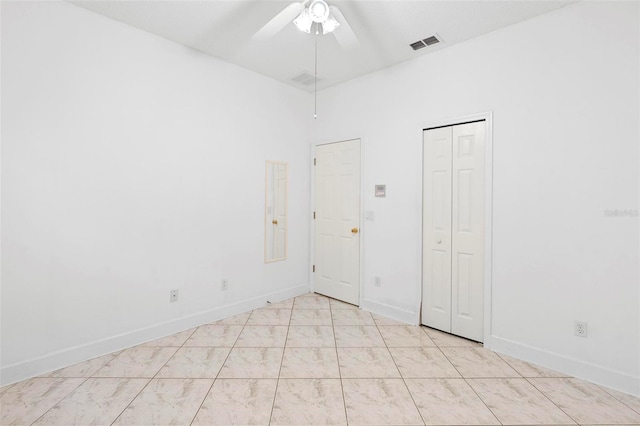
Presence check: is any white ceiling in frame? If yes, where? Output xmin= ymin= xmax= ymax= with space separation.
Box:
xmin=70 ymin=0 xmax=575 ymax=92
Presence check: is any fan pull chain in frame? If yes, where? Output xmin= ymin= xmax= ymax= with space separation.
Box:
xmin=314 ymin=24 xmax=319 ymax=119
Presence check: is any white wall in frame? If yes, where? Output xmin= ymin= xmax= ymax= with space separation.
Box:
xmin=1 ymin=1 xmax=311 ymax=384
xmin=311 ymin=1 xmax=639 ymax=395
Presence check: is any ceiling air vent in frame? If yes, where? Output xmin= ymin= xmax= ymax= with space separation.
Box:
xmin=423 ymin=35 xmax=440 ymax=46
xmin=291 ymin=71 xmax=324 ymax=86
xmin=410 ymin=35 xmax=441 ymax=51
xmin=410 ymin=41 xmax=426 ymax=51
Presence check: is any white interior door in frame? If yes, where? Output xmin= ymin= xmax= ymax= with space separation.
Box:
xmin=422 ymin=121 xmax=485 ymax=342
xmin=314 ymin=139 xmax=361 ymax=305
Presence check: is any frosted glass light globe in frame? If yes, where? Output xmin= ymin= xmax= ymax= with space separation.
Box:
xmin=309 ymin=0 xmax=330 ymax=23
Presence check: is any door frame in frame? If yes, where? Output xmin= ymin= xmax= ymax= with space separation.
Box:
xmin=418 ymin=112 xmax=494 ymax=347
xmin=309 ymin=137 xmax=365 ymax=307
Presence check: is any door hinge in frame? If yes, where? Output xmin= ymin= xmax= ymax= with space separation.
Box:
xmin=313 ymin=211 xmax=316 ymax=219
xmin=313 ymin=158 xmax=316 ymax=166
xmin=312 ymin=265 xmax=315 ymax=273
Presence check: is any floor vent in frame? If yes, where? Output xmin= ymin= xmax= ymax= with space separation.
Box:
xmin=410 ymin=35 xmax=441 ymax=51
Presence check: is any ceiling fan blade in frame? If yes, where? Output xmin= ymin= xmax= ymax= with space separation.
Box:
xmin=329 ymin=5 xmax=359 ymax=49
xmin=253 ymin=2 xmax=306 ymax=40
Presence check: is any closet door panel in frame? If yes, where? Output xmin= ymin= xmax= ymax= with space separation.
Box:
xmin=451 ymin=122 xmax=485 ymax=342
xmin=422 ymin=127 xmax=453 ymax=333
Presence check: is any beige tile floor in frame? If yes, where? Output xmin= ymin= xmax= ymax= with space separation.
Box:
xmin=1 ymin=293 xmax=640 ymax=425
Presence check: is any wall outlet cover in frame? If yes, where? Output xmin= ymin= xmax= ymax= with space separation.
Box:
xmin=574 ymin=320 xmax=587 ymax=337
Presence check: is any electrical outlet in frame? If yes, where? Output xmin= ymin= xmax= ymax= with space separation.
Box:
xmin=374 ymin=276 xmax=381 ymax=287
xmin=170 ymin=289 xmax=179 ymax=303
xmin=221 ymin=279 xmax=228 ymax=291
xmin=574 ymin=320 xmax=587 ymax=338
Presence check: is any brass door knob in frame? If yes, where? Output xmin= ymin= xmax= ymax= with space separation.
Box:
xmin=351 ymin=227 xmax=359 ymax=234
xmin=272 ymin=219 xmax=278 ymax=225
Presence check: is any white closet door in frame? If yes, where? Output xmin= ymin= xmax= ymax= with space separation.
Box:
xmin=422 ymin=127 xmax=453 ymax=332
xmin=451 ymin=122 xmax=485 ymax=342
xmin=422 ymin=121 xmax=485 ymax=342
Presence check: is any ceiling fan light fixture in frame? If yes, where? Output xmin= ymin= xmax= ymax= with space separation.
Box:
xmin=308 ymin=0 xmax=330 ymax=23
xmin=321 ymin=14 xmax=340 ymax=34
xmin=293 ymin=9 xmax=312 ymax=33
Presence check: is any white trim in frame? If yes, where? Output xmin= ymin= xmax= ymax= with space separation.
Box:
xmin=361 ymin=298 xmax=417 ymax=325
xmin=359 ymin=138 xmax=365 ymax=308
xmin=417 ymin=111 xmax=494 ymax=345
xmin=310 ymin=137 xmax=365 ymax=307
xmin=309 ymin=143 xmax=316 ymax=291
xmin=491 ymin=335 xmax=640 ymax=397
xmin=0 ymin=283 xmax=309 ymax=387
xmin=483 ymin=113 xmax=494 ymax=349
xmin=413 ymin=124 xmax=425 ymax=326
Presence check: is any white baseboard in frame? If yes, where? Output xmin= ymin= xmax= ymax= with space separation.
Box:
xmin=360 ymin=298 xmax=419 ymax=325
xmin=0 ymin=283 xmax=309 ymax=387
xmin=490 ymin=335 xmax=640 ymax=397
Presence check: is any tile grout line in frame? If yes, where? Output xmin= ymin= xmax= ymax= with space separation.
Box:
xmin=28 ymin=376 xmax=92 ymax=426
xmin=431 ymin=334 xmax=504 ymax=426
xmin=188 ymin=314 xmax=250 ymax=426
xmin=493 ymin=350 xmax=591 ymax=424
xmin=108 ymin=325 xmax=199 ymax=425
xmin=598 ymin=385 xmax=640 ymax=417
xmin=267 ymin=298 xmax=295 ymax=425
xmin=28 ymin=348 xmax=124 ymax=425
xmin=498 ymin=348 xmax=608 ymax=425
xmin=495 ymin=352 xmax=572 ymax=380
xmin=30 ymin=340 xmax=158 ymax=425
xmin=524 ymin=377 xmax=581 ymax=425
xmin=373 ymin=317 xmax=426 ymax=426
xmin=329 ymin=297 xmax=350 ymax=426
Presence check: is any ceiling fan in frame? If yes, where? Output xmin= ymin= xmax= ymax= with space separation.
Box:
xmin=253 ymin=0 xmax=359 ymax=49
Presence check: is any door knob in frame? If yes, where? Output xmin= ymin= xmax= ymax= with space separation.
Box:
xmin=351 ymin=227 xmax=359 ymax=234
xmin=272 ymin=219 xmax=278 ymax=225
xmin=436 ymin=237 xmax=442 ymax=244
